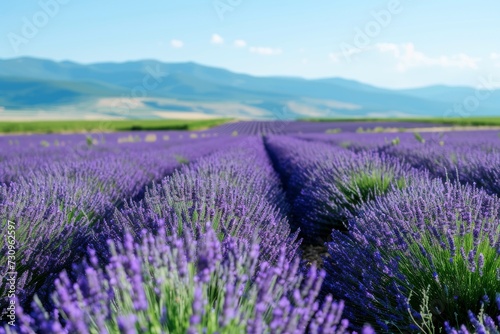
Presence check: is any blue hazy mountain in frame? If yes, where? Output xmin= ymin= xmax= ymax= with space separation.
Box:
xmin=0 ymin=57 xmax=499 ymax=119
xmin=400 ymin=85 xmax=500 ymax=110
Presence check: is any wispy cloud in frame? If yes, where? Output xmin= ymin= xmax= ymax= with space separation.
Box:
xmin=249 ymin=46 xmax=282 ymax=56
xmin=211 ymin=34 xmax=224 ymax=45
xmin=170 ymin=39 xmax=184 ymax=48
xmin=234 ymin=39 xmax=247 ymax=48
xmin=329 ymin=48 xmax=362 ymax=62
xmin=329 ymin=42 xmax=481 ymax=71
xmin=375 ymin=43 xmax=480 ymax=71
xmin=491 ymin=52 xmax=500 ymax=67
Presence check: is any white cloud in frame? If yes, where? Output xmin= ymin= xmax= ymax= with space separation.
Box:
xmin=375 ymin=43 xmax=401 ymax=55
xmin=329 ymin=43 xmax=482 ymax=70
xmin=249 ymin=46 xmax=282 ymax=56
xmin=328 ymin=53 xmax=340 ymax=62
xmin=329 ymin=47 xmax=363 ymax=62
xmin=170 ymin=39 xmax=184 ymax=48
xmin=374 ymin=43 xmax=481 ymax=71
xmin=211 ymin=34 xmax=224 ymax=45
xmin=491 ymin=52 xmax=500 ymax=67
xmin=234 ymin=39 xmax=247 ymax=48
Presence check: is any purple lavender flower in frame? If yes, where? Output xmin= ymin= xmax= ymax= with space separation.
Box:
xmin=113 ymin=137 xmax=300 ymax=266
xmin=117 ymin=315 xmax=137 ymax=334
xmin=11 ymin=223 xmax=354 ymax=333
xmin=0 ymin=134 xmax=233 ymax=310
xmin=265 ymin=135 xmax=426 ymax=243
xmin=325 ymin=178 xmax=500 ymax=332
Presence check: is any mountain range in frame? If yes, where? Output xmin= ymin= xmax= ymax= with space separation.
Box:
xmin=1 ymin=57 xmax=499 ymax=120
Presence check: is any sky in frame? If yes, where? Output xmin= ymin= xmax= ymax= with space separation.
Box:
xmin=1 ymin=0 xmax=499 ymax=89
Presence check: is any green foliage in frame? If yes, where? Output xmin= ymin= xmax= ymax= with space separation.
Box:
xmin=384 ymin=137 xmax=399 ymax=145
xmin=395 ymin=225 xmax=500 ymax=330
xmin=86 ymin=136 xmax=94 ymax=147
xmin=449 ymin=153 xmax=458 ymax=164
xmin=325 ymin=128 xmax=342 ymax=134
xmin=339 ymin=141 xmax=352 ymax=148
xmin=337 ymin=169 xmax=406 ymax=209
xmin=414 ymin=132 xmax=426 ymax=144
xmin=304 ymin=116 xmax=500 ymax=127
xmin=174 ymin=155 xmax=189 ymax=164
xmin=356 ymin=127 xmax=390 ymax=133
xmin=0 ymin=119 xmax=230 ymax=134
xmin=408 ymin=287 xmax=436 ymax=334
xmin=372 ymin=126 xmax=386 ymax=133
xmin=391 ymin=137 xmax=401 ymax=145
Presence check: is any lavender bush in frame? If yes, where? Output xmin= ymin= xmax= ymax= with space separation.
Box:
xmin=381 ymin=142 xmax=500 ymax=198
xmin=324 ymin=178 xmax=500 ymax=333
xmin=3 ymin=223 xmax=361 ymax=334
xmin=110 ymin=137 xmax=299 ymax=265
xmin=0 ymin=137 xmax=232 ymax=311
xmin=266 ymin=136 xmax=423 ymax=244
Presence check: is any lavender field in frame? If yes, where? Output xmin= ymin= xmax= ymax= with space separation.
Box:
xmin=1 ymin=122 xmax=499 ymax=333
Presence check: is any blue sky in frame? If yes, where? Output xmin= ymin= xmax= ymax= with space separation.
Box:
xmin=1 ymin=0 xmax=499 ymax=88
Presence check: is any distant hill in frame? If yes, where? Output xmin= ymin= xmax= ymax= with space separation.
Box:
xmin=0 ymin=57 xmax=499 ymax=120
xmin=399 ymin=85 xmax=500 ymax=110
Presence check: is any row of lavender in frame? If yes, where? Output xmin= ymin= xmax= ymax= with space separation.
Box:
xmin=0 ymin=131 xmax=221 ymax=183
xmin=200 ymin=121 xmax=444 ymax=136
xmin=298 ymin=130 xmax=500 ymax=207
xmin=265 ymin=135 xmax=500 ymax=333
xmin=0 ymin=134 xmax=234 ymax=315
xmin=1 ymin=134 xmax=369 ymax=333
